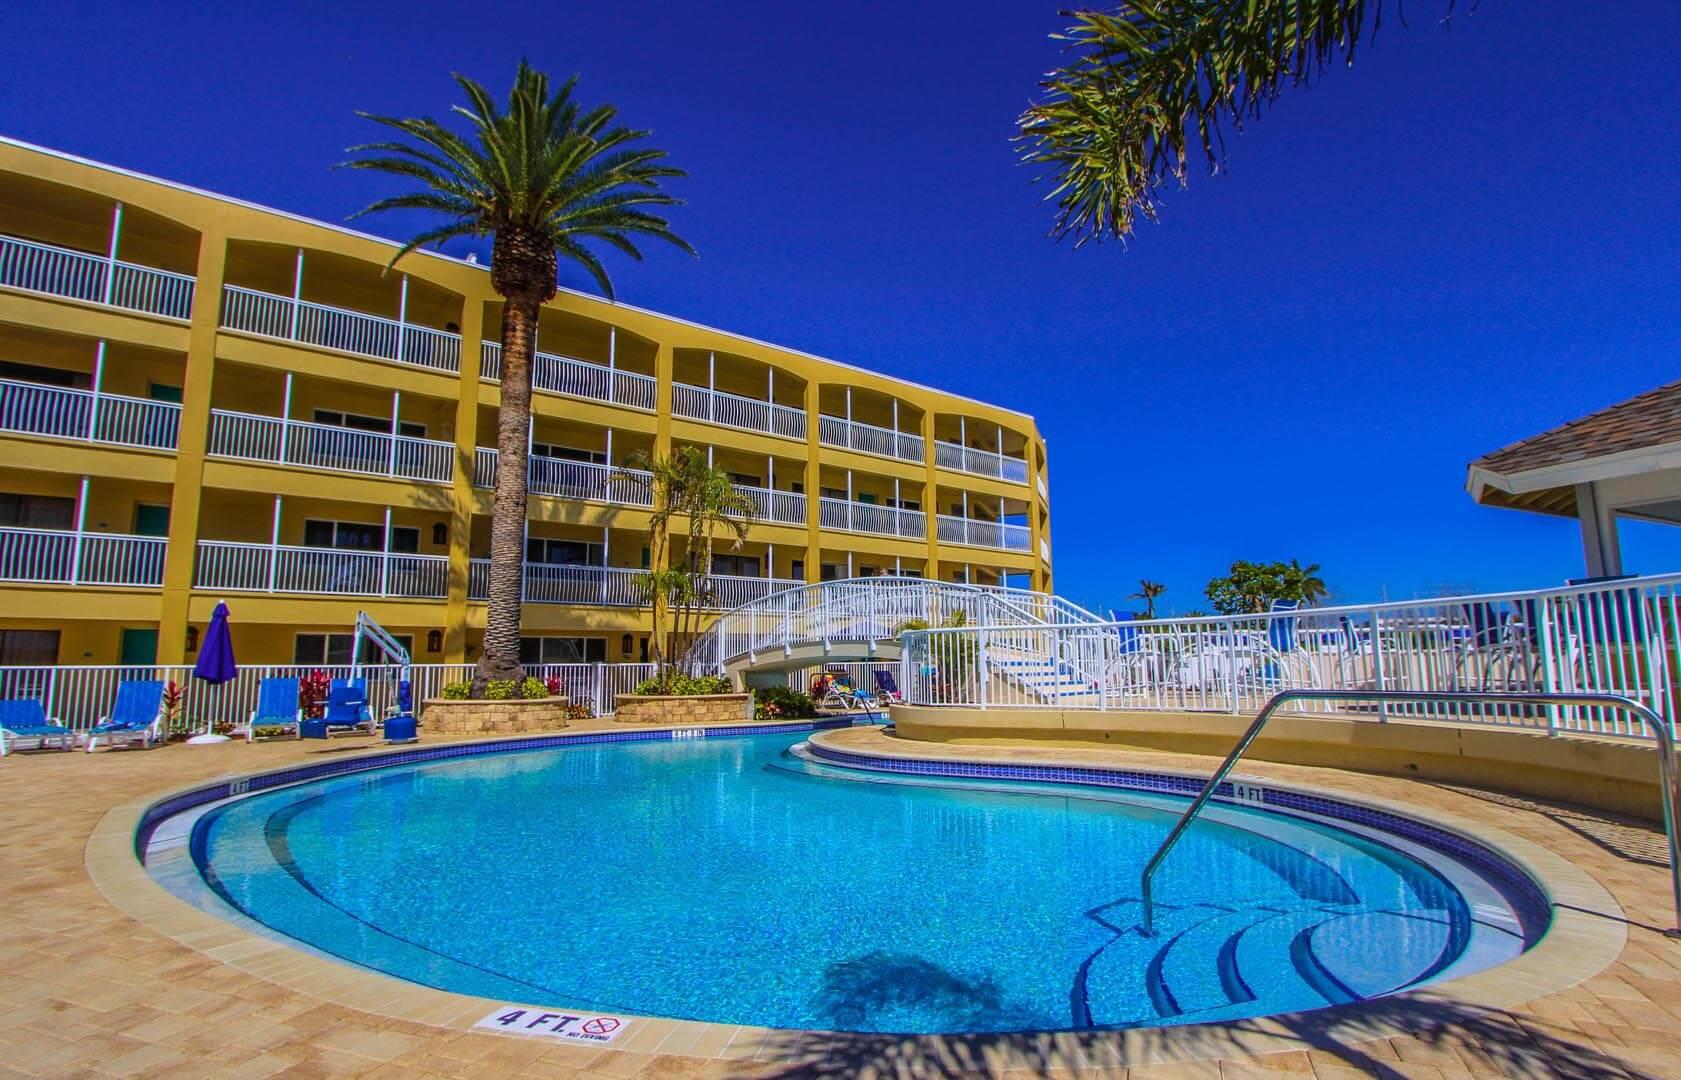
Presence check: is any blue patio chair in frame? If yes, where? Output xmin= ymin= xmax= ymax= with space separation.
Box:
xmin=0 ymin=699 xmax=74 ymax=755
xmin=322 ymin=678 xmax=377 ymax=737
xmin=247 ymin=677 xmax=302 ymax=742
xmin=83 ymin=679 xmax=165 ymax=752
xmin=873 ymin=669 xmax=904 ymax=703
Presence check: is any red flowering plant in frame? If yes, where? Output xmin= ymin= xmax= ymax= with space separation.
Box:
xmin=300 ymin=669 xmax=331 ymax=719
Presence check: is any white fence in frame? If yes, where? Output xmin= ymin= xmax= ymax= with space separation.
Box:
xmin=0 ymin=528 xmax=168 ymax=586
xmin=819 ymin=497 xmax=927 ymax=539
xmin=195 ymin=542 xmax=449 ymax=598
xmin=671 ymin=383 xmax=807 ymax=440
xmin=466 ymin=560 xmax=800 ymax=610
xmin=933 ymin=439 xmax=1030 ymax=484
xmin=0 ymin=662 xmax=660 ymax=736
xmin=737 ymin=484 xmax=807 ymax=526
xmin=0 ymin=378 xmax=181 ymax=450
xmin=221 ymin=285 xmax=462 ymax=373
xmin=937 ymin=513 xmax=1031 ymax=552
xmin=900 ymin=573 xmax=1681 ymax=740
xmin=0 ymin=234 xmax=195 ymax=320
xmin=818 ymin=415 xmax=925 ymax=463
xmin=472 ymin=447 xmax=654 ymax=507
xmin=480 ymin=341 xmax=657 ymax=411
xmin=207 ymin=409 xmax=454 ymax=484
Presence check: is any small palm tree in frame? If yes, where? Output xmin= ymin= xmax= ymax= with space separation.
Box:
xmin=343 ymin=62 xmax=693 ymax=691
xmin=1017 ymin=3 xmax=1456 ymax=244
xmin=681 ymin=458 xmax=755 ymax=641
xmin=623 ymin=448 xmax=702 ymax=687
xmin=1284 ymin=559 xmax=1328 ymax=605
xmin=1130 ymin=578 xmax=1166 ymax=619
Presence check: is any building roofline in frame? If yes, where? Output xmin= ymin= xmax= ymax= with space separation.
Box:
xmin=0 ymin=134 xmax=1036 ymax=423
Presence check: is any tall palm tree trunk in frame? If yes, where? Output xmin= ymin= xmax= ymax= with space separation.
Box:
xmin=476 ymin=290 xmax=541 ymax=689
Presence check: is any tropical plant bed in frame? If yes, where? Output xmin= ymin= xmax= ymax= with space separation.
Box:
xmin=612 ymin=693 xmax=753 ymax=725
xmin=422 ymin=697 xmax=572 ymax=735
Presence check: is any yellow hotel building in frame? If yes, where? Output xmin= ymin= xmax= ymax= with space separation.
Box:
xmin=0 ymin=136 xmax=1051 ymax=671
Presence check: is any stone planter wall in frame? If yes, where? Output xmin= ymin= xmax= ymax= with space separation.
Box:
xmin=421 ymin=697 xmax=571 ymax=735
xmin=612 ymin=693 xmax=753 ymax=725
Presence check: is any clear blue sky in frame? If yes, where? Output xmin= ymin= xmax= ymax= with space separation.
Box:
xmin=7 ymin=2 xmax=1679 ymax=615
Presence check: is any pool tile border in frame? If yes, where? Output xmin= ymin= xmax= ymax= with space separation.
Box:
xmin=85 ymin=720 xmax=1633 ymax=1070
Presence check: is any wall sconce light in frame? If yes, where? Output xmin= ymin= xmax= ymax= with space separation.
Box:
xmin=185 ymin=626 xmax=199 ymax=653
xmin=432 ymin=522 xmax=448 ymax=546
xmin=427 ymin=629 xmax=443 ymax=654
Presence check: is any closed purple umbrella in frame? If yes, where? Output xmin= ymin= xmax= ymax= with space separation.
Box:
xmin=187 ymin=601 xmax=237 ymax=744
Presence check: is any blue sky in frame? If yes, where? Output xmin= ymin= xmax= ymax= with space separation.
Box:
xmin=6 ymin=2 xmax=1679 ymax=615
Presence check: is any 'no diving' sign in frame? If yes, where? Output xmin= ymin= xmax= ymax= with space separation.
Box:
xmin=475 ymin=1006 xmax=631 ymax=1044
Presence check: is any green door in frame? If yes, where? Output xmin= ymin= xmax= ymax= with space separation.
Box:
xmin=133 ymin=504 xmax=170 ymax=537
xmin=119 ymin=628 xmax=158 ymax=667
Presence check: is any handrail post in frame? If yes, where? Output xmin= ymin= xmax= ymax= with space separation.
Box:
xmin=1369 ymin=609 xmax=1388 ymax=721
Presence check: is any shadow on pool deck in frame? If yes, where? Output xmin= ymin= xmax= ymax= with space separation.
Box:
xmin=746 ymin=994 xmax=1662 ymax=1079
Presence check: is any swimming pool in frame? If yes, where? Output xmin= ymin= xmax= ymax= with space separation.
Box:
xmin=151 ymin=727 xmax=1546 ymax=1035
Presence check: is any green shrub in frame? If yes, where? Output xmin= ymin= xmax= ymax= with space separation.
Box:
xmin=483 ymin=679 xmax=517 ymax=700
xmin=752 ymin=685 xmax=817 ymax=720
xmin=252 ymin=725 xmax=292 ymax=739
xmin=520 ymin=676 xmax=548 ymax=699
xmin=632 ymin=673 xmax=734 ymax=696
xmin=441 ymin=681 xmax=471 ymax=700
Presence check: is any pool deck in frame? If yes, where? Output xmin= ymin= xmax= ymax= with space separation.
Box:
xmin=2 ymin=719 xmax=1680 ymax=1078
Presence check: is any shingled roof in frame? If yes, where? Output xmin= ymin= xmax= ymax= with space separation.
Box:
xmin=1473 ymin=378 xmax=1681 ymax=478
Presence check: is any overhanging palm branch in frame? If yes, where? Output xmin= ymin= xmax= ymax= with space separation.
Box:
xmin=1017 ymin=2 xmax=1461 ymax=245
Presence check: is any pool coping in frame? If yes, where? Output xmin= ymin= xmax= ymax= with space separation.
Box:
xmin=85 ymin=720 xmax=1631 ymax=1069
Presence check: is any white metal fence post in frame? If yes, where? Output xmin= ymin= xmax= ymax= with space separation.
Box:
xmin=1369 ymin=608 xmax=1389 ymax=722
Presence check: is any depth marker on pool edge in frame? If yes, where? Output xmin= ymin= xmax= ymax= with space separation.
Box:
xmin=475 ymin=1006 xmax=631 ymax=1044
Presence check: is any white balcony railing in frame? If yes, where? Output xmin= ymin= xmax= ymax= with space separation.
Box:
xmin=0 ymin=528 xmax=167 ymax=586
xmin=1036 ymin=474 xmax=1049 ymax=501
xmin=707 ymin=574 xmax=804 ymax=609
xmin=195 ymin=541 xmax=447 ymax=598
xmin=467 ymin=560 xmax=800 ymax=610
xmin=736 ymin=484 xmax=808 ymax=526
xmin=220 ymin=285 xmax=461 ymax=374
xmin=934 ymin=439 xmax=1030 ymax=484
xmin=819 ymin=497 xmax=927 ymax=539
xmin=0 ymin=234 xmax=195 ymax=320
xmin=479 ymin=341 xmax=657 ymax=412
xmin=472 ymin=448 xmax=653 ymax=507
xmin=207 ymin=410 xmax=454 ymax=485
xmin=671 ymin=383 xmax=807 ymax=440
xmin=818 ymin=415 xmax=925 ymax=463
xmin=0 ymin=378 xmax=181 ymax=450
xmin=937 ymin=514 xmax=1031 ymax=551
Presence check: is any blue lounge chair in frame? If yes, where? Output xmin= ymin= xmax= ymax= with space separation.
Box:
xmin=0 ymin=699 xmax=74 ymax=755
xmin=247 ymin=677 xmax=302 ymax=741
xmin=873 ymin=669 xmax=904 ymax=703
xmin=320 ymin=678 xmax=376 ymax=737
xmin=83 ymin=680 xmax=165 ymax=752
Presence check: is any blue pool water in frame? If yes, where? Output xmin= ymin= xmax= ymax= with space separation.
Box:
xmin=175 ymin=731 xmax=1539 ymax=1034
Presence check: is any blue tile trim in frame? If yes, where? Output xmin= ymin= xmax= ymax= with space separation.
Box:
xmin=804 ymin=742 xmax=1551 ymax=930
xmin=134 ymin=717 xmax=851 ymax=860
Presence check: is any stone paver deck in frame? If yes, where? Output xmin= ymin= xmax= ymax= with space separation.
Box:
xmin=2 ymin=720 xmax=1680 ymax=1078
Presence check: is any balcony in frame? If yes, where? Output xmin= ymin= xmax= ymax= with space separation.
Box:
xmin=0 ymin=233 xmax=195 ymax=321
xmin=220 ymin=285 xmax=462 ymax=374
xmin=194 ymin=541 xmax=447 ymax=598
xmin=480 ymin=341 xmax=656 ymax=411
xmin=819 ymin=497 xmax=927 ymax=540
xmin=0 ymin=378 xmax=180 ymax=450
xmin=0 ymin=527 xmax=166 ymax=587
xmin=467 ymin=560 xmax=800 ymax=609
xmin=207 ymin=410 xmax=455 ymax=485
xmin=934 ymin=440 xmax=1030 ymax=484
xmin=473 ymin=448 xmax=653 ymax=508
xmin=818 ymin=415 xmax=925 ymax=464
xmin=936 ymin=514 xmax=1031 ymax=552
xmin=671 ymin=383 xmax=806 ymax=441
xmin=736 ymin=484 xmax=807 ymax=526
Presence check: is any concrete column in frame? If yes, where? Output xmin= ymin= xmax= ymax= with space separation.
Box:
xmin=156 ymin=227 xmax=228 ymax=665
xmin=1576 ymin=481 xmax=1624 ymax=577
xmin=1028 ymin=435 xmax=1049 ymax=592
xmin=443 ymin=294 xmax=487 ymax=663
xmin=803 ymin=380 xmax=821 ymax=583
xmin=921 ymin=406 xmax=940 ymax=582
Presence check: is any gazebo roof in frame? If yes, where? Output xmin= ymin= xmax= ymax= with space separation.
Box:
xmin=1467 ymin=378 xmax=1681 ymax=517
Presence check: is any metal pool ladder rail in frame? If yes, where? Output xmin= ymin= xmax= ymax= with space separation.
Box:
xmin=1138 ymin=689 xmax=1681 ymax=938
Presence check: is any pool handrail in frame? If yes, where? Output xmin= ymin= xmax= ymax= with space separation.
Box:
xmin=1137 ymin=688 xmax=1681 ymax=938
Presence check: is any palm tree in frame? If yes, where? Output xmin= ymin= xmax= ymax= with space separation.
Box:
xmin=623 ymin=448 xmax=702 ymax=687
xmin=343 ymin=62 xmax=692 ymax=692
xmin=1017 ymin=3 xmax=1455 ymax=245
xmin=1283 ymin=559 xmax=1328 ymax=605
xmin=1129 ymin=578 xmax=1166 ymax=619
xmin=681 ymin=458 xmax=755 ymax=639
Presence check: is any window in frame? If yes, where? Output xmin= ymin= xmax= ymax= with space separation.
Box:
xmin=532 ymin=442 xmax=605 ymax=465
xmin=519 ymin=637 xmax=607 ymax=664
xmin=790 ymin=481 xmax=804 ymax=494
xmin=303 ymin=519 xmax=419 ymax=553
xmin=820 ymin=486 xmax=848 ymax=500
xmin=313 ymin=409 xmax=425 ymax=439
xmin=891 ymin=498 xmax=922 ymax=512
xmin=820 ymin=563 xmax=842 ymax=581
xmin=526 ymin=538 xmax=601 ymax=566
xmin=727 ymin=472 xmax=761 ymax=488
xmin=148 ymin=383 xmax=183 ymax=404
xmin=293 ymin=633 xmax=413 ymax=666
xmin=859 ymin=565 xmax=878 ymax=577
xmin=0 ymin=361 xmax=86 ymax=388
xmin=857 ymin=493 xmax=877 ymax=505
xmin=0 ymin=629 xmax=58 ymax=665
xmin=0 ymin=493 xmax=75 ymax=529
xmin=710 ymin=553 xmax=760 ymax=577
